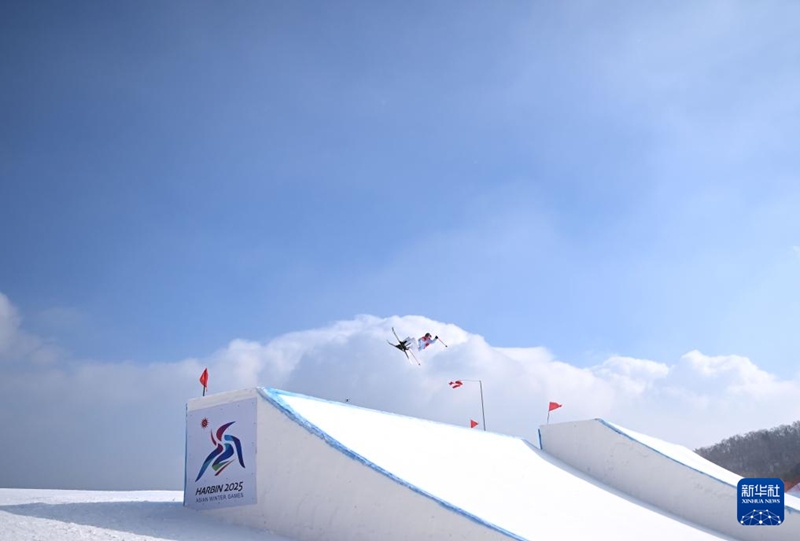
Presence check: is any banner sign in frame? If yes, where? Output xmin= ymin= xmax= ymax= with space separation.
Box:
xmin=185 ymin=397 xmax=257 ymax=509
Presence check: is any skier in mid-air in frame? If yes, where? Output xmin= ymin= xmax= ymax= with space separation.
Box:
xmin=388 ymin=329 xmax=447 ymax=365
xmin=393 ymin=332 xmax=439 ymax=352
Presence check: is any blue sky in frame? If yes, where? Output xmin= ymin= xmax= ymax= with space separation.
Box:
xmin=3 ymin=2 xmax=800 ymax=490
xmin=2 ymin=2 xmax=800 ymax=371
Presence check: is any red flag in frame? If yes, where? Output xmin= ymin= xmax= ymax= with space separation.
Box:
xmin=449 ymin=380 xmax=463 ymax=389
xmin=548 ymin=401 xmax=562 ymax=412
xmin=470 ymin=420 xmax=479 ymax=428
xmin=199 ymin=368 xmax=209 ymax=389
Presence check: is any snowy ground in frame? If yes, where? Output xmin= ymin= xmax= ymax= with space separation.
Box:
xmin=271 ymin=389 xmax=731 ymax=540
xmin=5 ymin=387 xmax=794 ymax=541
xmin=0 ymin=489 xmax=292 ymax=541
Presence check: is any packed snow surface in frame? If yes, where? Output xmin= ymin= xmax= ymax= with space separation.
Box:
xmin=12 ymin=388 xmax=795 ymax=540
xmin=0 ymin=489 xmax=292 ymax=541
xmin=272 ymin=389 xmax=730 ymax=540
xmin=607 ymin=420 xmax=800 ymax=508
xmin=605 ymin=421 xmax=743 ymax=485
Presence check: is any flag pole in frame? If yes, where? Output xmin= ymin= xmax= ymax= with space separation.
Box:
xmin=199 ymin=368 xmax=209 ymax=397
xmin=547 ymin=408 xmax=550 ymax=425
xmin=478 ymin=380 xmax=486 ymax=431
xmin=461 ymin=379 xmax=486 ymax=431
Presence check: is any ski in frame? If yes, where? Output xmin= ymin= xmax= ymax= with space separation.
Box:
xmin=388 ymin=328 xmax=420 ymax=366
xmin=388 ymin=340 xmax=409 ymax=357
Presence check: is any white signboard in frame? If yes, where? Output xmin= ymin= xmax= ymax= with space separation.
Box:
xmin=185 ymin=397 xmax=257 ymax=509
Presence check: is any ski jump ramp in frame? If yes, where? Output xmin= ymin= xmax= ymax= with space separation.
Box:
xmin=184 ymin=387 xmax=785 ymax=540
xmin=539 ymin=419 xmax=800 ymax=541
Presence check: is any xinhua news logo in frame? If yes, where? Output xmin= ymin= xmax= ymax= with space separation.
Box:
xmin=737 ymin=478 xmax=784 ymax=526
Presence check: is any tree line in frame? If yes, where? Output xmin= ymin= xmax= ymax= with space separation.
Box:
xmin=695 ymin=420 xmax=800 ymax=485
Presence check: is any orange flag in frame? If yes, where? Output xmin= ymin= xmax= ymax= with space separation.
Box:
xmin=470 ymin=420 xmax=479 ymax=428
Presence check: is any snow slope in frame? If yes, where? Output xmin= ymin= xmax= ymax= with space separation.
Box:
xmin=0 ymin=489 xmax=292 ymax=541
xmin=539 ymin=419 xmax=800 ymax=541
xmin=264 ymin=388 xmax=731 ymax=540
xmin=5 ymin=387 xmax=782 ymax=541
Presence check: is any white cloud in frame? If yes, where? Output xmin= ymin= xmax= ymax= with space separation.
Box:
xmin=593 ymin=356 xmax=670 ymax=396
xmin=0 ymin=292 xmax=60 ymax=365
xmin=0 ymin=292 xmax=21 ymax=354
xmin=1 ymin=293 xmax=800 ymax=491
xmin=681 ymin=350 xmax=772 ymax=385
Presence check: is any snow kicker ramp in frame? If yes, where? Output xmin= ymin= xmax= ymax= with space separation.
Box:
xmin=185 ymin=387 xmax=730 ymax=541
xmin=539 ymin=419 xmax=800 ymax=541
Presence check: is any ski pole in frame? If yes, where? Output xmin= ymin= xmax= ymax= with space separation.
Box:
xmin=438 ymin=337 xmax=448 ymax=347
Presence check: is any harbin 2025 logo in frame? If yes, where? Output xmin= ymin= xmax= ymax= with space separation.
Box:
xmin=737 ymin=478 xmax=784 ymax=526
xmin=195 ymin=420 xmax=246 ymax=482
